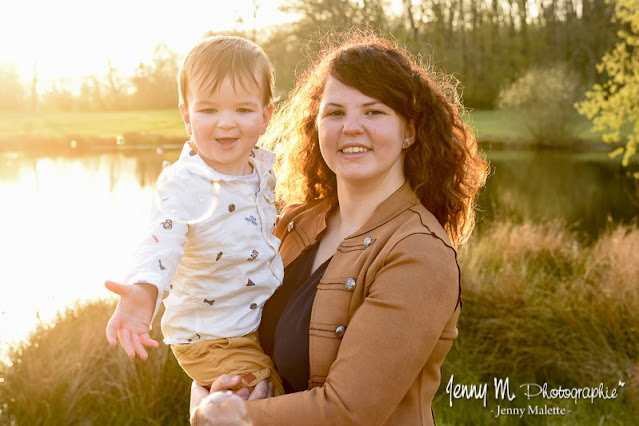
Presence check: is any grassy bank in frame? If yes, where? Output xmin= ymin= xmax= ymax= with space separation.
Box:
xmin=434 ymin=220 xmax=639 ymax=425
xmin=0 ymin=301 xmax=192 ymax=425
xmin=0 ymin=109 xmax=609 ymax=154
xmin=0 ymin=110 xmax=187 ymax=154
xmin=0 ymin=110 xmax=185 ymax=140
xmin=1 ymin=220 xmax=637 ymax=424
xmin=466 ymin=110 xmax=607 ymax=147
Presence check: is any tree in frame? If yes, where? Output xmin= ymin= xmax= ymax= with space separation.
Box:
xmin=41 ymin=79 xmax=74 ymax=112
xmin=131 ymin=44 xmax=180 ymax=109
xmin=576 ymin=0 xmax=639 ymax=177
xmin=0 ymin=64 xmax=26 ymax=111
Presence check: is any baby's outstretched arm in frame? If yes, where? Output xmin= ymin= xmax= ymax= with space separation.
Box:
xmin=105 ymin=281 xmax=160 ymax=359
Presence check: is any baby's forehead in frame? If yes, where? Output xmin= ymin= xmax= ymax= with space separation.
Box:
xmin=189 ymin=69 xmax=264 ymax=99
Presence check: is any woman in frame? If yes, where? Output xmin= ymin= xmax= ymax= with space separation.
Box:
xmin=192 ymin=32 xmax=488 ymax=425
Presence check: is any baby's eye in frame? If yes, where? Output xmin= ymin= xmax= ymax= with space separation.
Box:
xmin=201 ymin=108 xmax=217 ymax=113
xmin=237 ymin=108 xmax=253 ymax=113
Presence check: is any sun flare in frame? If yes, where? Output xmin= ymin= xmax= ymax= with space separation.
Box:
xmin=2 ymin=0 xmax=291 ymax=88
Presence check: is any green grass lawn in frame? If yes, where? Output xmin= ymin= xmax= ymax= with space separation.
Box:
xmin=466 ymin=110 xmax=607 ymax=145
xmin=0 ymin=109 xmax=608 ymax=147
xmin=0 ymin=109 xmax=186 ymax=141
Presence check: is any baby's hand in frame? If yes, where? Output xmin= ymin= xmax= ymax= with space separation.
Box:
xmin=105 ymin=281 xmax=159 ymax=359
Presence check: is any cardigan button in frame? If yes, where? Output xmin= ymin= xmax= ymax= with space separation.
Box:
xmin=345 ymin=278 xmax=356 ymax=291
xmin=363 ymin=236 xmax=372 ymax=248
xmin=335 ymin=325 xmax=346 ymax=338
xmin=250 ymin=303 xmax=257 ymax=310
xmin=287 ymin=221 xmax=294 ymax=232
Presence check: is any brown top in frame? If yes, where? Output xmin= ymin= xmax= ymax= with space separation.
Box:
xmin=246 ymin=182 xmax=461 ymax=425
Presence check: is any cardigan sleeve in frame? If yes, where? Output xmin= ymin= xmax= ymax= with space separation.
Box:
xmin=244 ymin=232 xmax=460 ymax=425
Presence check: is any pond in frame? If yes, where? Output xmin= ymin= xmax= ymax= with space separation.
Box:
xmin=1 ymin=149 xmax=637 ymax=358
xmin=478 ymin=151 xmax=639 ymax=240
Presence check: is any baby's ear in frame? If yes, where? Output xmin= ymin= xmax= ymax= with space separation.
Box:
xmin=179 ymin=104 xmax=192 ymax=135
xmin=260 ymin=103 xmax=274 ymax=135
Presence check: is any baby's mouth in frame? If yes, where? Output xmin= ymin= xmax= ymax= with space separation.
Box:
xmin=216 ymin=138 xmax=238 ymax=144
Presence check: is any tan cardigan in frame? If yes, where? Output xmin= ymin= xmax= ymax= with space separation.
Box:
xmin=247 ymin=182 xmax=461 ymax=425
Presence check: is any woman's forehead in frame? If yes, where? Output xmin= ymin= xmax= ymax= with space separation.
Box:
xmin=320 ymin=77 xmax=383 ymax=105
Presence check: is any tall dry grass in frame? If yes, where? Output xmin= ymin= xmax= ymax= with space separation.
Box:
xmin=0 ymin=300 xmax=191 ymax=425
xmin=435 ymin=220 xmax=639 ymax=425
xmin=1 ymin=220 xmax=638 ymax=424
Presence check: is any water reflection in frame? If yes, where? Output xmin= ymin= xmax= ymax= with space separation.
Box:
xmin=478 ymin=151 xmax=639 ymax=240
xmin=0 ymin=150 xmax=637 ymax=358
xmin=0 ymin=151 xmax=177 ymax=358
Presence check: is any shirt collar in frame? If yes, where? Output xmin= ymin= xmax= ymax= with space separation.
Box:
xmin=177 ymin=142 xmax=276 ymax=182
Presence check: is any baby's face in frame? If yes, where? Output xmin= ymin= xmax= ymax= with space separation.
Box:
xmin=181 ymin=73 xmax=272 ymax=176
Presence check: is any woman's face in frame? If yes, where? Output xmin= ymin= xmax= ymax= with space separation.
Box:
xmin=317 ymin=77 xmax=414 ymax=189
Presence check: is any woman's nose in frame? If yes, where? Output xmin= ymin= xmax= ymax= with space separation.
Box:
xmin=342 ymin=113 xmax=364 ymax=135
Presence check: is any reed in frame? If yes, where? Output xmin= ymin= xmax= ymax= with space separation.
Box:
xmin=0 ymin=301 xmax=191 ymax=425
xmin=1 ymin=220 xmax=637 ymax=424
xmin=435 ymin=220 xmax=639 ymax=424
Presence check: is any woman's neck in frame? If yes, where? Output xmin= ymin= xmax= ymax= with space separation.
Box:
xmin=311 ymin=177 xmax=405 ymax=273
xmin=334 ymin=177 xmax=405 ymax=237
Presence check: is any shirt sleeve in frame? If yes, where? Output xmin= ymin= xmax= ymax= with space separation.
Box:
xmin=124 ymin=174 xmax=189 ymax=322
xmin=244 ymin=233 xmax=460 ymax=425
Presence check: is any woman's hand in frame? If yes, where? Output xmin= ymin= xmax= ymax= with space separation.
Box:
xmin=190 ymin=376 xmax=274 ymax=425
xmin=190 ymin=375 xmax=242 ymax=416
xmin=248 ymin=380 xmax=274 ymax=400
xmin=190 ymin=375 xmax=274 ymax=411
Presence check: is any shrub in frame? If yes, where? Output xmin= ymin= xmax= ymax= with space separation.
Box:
xmin=497 ymin=64 xmax=583 ymax=146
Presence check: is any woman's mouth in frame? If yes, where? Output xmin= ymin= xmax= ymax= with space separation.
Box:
xmin=341 ymin=146 xmax=370 ymax=154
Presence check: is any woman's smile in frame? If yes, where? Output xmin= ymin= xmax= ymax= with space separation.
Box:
xmin=340 ymin=145 xmax=371 ymax=155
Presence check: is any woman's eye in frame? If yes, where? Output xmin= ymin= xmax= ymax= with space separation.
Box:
xmin=326 ymin=110 xmax=344 ymax=117
xmin=365 ymin=109 xmax=384 ymax=115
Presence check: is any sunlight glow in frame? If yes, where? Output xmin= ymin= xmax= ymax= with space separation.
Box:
xmin=0 ymin=153 xmax=157 ymax=359
xmin=2 ymin=0 xmax=292 ymax=88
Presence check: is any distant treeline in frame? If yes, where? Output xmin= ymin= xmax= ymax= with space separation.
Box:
xmin=0 ymin=0 xmax=618 ymax=112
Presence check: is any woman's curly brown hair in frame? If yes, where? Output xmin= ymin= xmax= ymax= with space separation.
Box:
xmin=264 ymin=30 xmax=488 ymax=248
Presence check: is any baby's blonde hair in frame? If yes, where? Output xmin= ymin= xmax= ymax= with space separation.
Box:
xmin=178 ymin=36 xmax=274 ymax=107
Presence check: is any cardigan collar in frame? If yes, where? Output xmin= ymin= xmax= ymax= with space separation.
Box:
xmin=348 ymin=181 xmax=421 ymax=239
xmin=294 ymin=181 xmax=422 ymax=245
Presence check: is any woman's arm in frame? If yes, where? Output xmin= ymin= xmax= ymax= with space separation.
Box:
xmin=243 ymin=233 xmax=460 ymax=425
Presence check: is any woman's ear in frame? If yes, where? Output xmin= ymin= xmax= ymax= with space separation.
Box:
xmin=403 ymin=119 xmax=416 ymax=147
xmin=179 ymin=104 xmax=192 ymax=136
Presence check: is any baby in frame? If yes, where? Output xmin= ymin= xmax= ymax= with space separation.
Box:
xmin=105 ymin=35 xmax=284 ymax=396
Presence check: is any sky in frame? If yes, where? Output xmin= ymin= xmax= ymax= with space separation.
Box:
xmin=1 ymin=0 xmax=294 ymax=87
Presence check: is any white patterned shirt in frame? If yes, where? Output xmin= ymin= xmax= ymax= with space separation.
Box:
xmin=125 ymin=142 xmax=284 ymax=344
